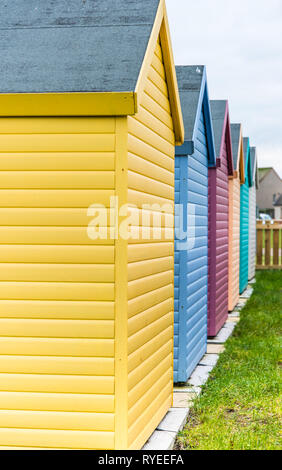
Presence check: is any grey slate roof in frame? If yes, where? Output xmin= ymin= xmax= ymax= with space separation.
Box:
xmin=0 ymin=0 xmax=160 ymax=93
xmin=230 ymin=124 xmax=241 ymax=170
xmin=243 ymin=137 xmax=250 ymax=168
xmin=250 ymin=147 xmax=257 ymax=183
xmin=210 ymin=100 xmax=227 ymax=157
xmin=175 ymin=66 xmax=205 ymax=141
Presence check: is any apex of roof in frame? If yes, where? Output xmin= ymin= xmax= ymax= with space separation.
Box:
xmin=243 ymin=137 xmax=250 ymax=167
xmin=0 ymin=0 xmax=160 ymax=94
xmin=176 ymin=65 xmax=205 ymax=141
xmin=258 ymin=167 xmax=272 ymax=182
xmin=250 ymin=147 xmax=259 ymax=188
xmin=210 ymin=100 xmax=228 ymax=157
xmin=230 ymin=123 xmax=241 ymax=170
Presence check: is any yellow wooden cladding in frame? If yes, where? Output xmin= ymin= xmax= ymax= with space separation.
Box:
xmin=0 ymin=264 xmax=114 ymax=282
xmin=0 ymin=429 xmax=115 ymax=450
xmin=0 ymin=319 xmax=114 ymax=338
xmin=0 ymin=114 xmax=116 ymax=448
xmin=0 ymin=190 xmax=115 ymax=208
xmin=126 ymin=33 xmax=175 ymax=449
xmin=0 ymin=392 xmax=114 ymax=413
xmin=0 ymin=6 xmax=179 ymax=449
xmin=0 ymin=356 xmax=114 ymax=376
xmin=0 ymin=374 xmax=114 ymax=394
xmin=0 ymin=209 xmax=114 ymax=227
xmin=0 ymin=300 xmax=115 ymax=320
xmin=0 ymin=246 xmax=114 ymax=264
xmin=0 ymin=338 xmax=114 ymax=357
xmin=0 ymin=171 xmax=115 ymax=189
xmin=0 ymin=153 xmax=115 ymax=171
xmin=0 ymin=410 xmax=114 ymax=432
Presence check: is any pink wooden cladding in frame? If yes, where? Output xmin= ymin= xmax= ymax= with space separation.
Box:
xmin=228 ymin=177 xmax=240 ymax=311
xmin=208 ymin=138 xmax=229 ymax=336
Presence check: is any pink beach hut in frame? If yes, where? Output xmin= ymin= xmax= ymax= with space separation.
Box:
xmin=208 ymin=101 xmax=234 ymax=336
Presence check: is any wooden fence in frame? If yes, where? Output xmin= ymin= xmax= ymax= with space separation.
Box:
xmin=256 ymin=220 xmax=282 ymax=270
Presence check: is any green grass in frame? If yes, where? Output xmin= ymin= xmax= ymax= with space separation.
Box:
xmin=177 ymin=271 xmax=282 ymax=450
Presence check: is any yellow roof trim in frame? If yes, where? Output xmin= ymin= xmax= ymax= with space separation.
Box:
xmin=0 ymin=92 xmax=137 ymax=117
xmin=135 ymin=0 xmax=184 ymax=146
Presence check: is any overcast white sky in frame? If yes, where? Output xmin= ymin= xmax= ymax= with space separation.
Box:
xmin=166 ymin=0 xmax=282 ymax=177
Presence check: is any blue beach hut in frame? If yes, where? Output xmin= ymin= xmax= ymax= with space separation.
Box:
xmin=174 ymin=66 xmax=216 ymax=383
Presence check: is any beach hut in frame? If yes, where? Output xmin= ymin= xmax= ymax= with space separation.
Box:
xmin=0 ymin=0 xmax=184 ymax=450
xmin=208 ymin=101 xmax=234 ymax=336
xmin=249 ymin=147 xmax=259 ymax=280
xmin=174 ymin=66 xmax=216 ymax=383
xmin=240 ymin=138 xmax=252 ymax=293
xmin=228 ymin=124 xmax=245 ymax=311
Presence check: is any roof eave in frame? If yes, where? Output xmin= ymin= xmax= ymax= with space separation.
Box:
xmin=0 ymin=91 xmax=137 ymax=117
xmin=219 ymin=102 xmax=234 ymax=176
xmin=239 ymin=130 xmax=246 ymax=184
xmin=192 ymin=68 xmax=216 ymax=167
xmin=135 ymin=0 xmax=184 ymax=145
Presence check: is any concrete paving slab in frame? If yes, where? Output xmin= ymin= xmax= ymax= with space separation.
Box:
xmin=226 ymin=317 xmax=240 ymax=323
xmin=229 ymin=311 xmax=240 ymax=317
xmin=241 ymin=288 xmax=253 ymax=299
xmin=208 ymin=324 xmax=235 ymax=344
xmin=173 ymin=385 xmax=201 ymax=396
xmin=188 ymin=365 xmax=214 ymax=387
xmin=199 ymin=354 xmax=219 ymax=367
xmin=142 ymin=431 xmax=177 ymax=450
xmin=172 ymin=393 xmax=193 ymax=408
xmin=249 ymin=278 xmax=256 ymax=284
xmin=207 ymin=343 xmax=225 ymax=354
xmin=157 ymin=408 xmax=189 ymax=433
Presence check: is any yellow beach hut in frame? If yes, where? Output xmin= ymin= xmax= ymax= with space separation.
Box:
xmin=0 ymin=0 xmax=184 ymax=450
xmin=228 ymin=124 xmax=245 ymax=311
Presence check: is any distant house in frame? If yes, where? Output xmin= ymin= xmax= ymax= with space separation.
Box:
xmin=257 ymin=167 xmax=282 ymax=218
xmin=274 ymin=194 xmax=282 ymax=220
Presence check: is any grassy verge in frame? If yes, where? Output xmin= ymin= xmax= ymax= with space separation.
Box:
xmin=177 ymin=271 xmax=282 ymax=450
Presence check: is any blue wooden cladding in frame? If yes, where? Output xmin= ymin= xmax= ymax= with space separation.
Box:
xmin=174 ymin=66 xmax=216 ymax=382
xmin=240 ymin=137 xmax=252 ymax=294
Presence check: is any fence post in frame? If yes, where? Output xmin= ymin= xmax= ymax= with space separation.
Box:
xmin=256 ymin=224 xmax=263 ymax=267
xmin=273 ymin=228 xmax=279 ymax=266
xmin=264 ymin=222 xmax=271 ymax=267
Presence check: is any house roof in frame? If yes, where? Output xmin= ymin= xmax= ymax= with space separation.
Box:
xmin=250 ymin=147 xmax=259 ymax=189
xmin=0 ymin=0 xmax=160 ymax=94
xmin=0 ymin=0 xmax=184 ymax=143
xmin=210 ymin=101 xmax=227 ymax=157
xmin=258 ymin=167 xmax=282 ymax=184
xmin=258 ymin=167 xmax=272 ymax=182
xmin=230 ymin=123 xmax=245 ymax=183
xmin=230 ymin=124 xmax=241 ymax=170
xmin=243 ymin=137 xmax=250 ymax=169
xmin=243 ymin=137 xmax=253 ymax=186
xmin=175 ymin=65 xmax=216 ymax=165
xmin=210 ymin=100 xmax=234 ymax=175
xmin=175 ymin=66 xmax=204 ymax=141
xmin=274 ymin=194 xmax=282 ymax=206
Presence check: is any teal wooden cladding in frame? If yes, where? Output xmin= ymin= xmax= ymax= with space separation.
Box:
xmin=240 ymin=138 xmax=251 ymax=293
